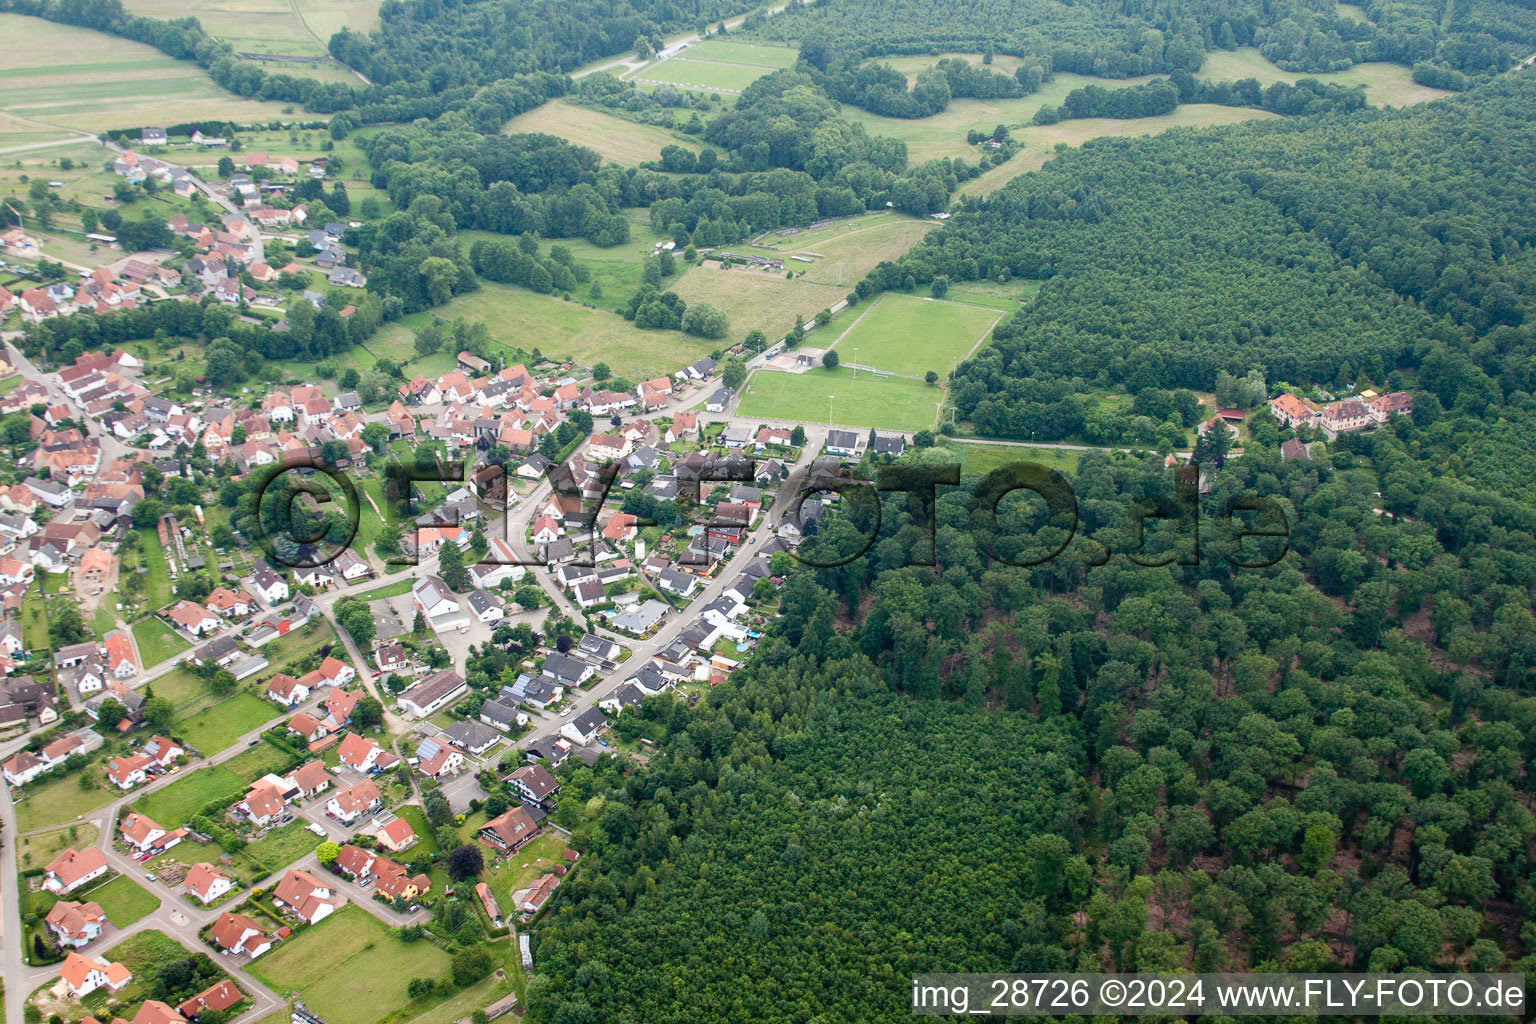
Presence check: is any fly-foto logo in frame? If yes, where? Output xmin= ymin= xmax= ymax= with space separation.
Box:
xmin=245 ymin=452 xmax=1290 ymax=572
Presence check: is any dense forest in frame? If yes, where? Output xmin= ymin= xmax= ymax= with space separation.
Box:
xmin=528 ymin=431 xmax=1536 ymax=1020
xmin=857 ymin=75 xmax=1536 ymax=417
xmin=760 ymin=0 xmax=1535 ymax=79
xmin=520 ymin=71 xmax=1536 ymax=1023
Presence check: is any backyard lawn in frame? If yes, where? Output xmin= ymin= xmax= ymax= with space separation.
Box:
xmin=172 ymin=691 xmax=278 ymax=755
xmin=389 ymin=804 xmax=441 ymax=855
xmin=82 ymin=873 xmax=161 ymax=925
xmin=14 ymin=822 xmax=98 ymax=871
xmin=14 ymin=770 xmax=116 ymax=832
xmin=247 ymin=905 xmax=452 ymax=1024
xmin=736 ymin=366 xmax=945 ymax=434
xmin=131 ymin=616 xmax=190 ymax=667
xmin=131 ymin=744 xmax=292 ymax=826
xmin=245 ymin=820 xmax=320 ymax=873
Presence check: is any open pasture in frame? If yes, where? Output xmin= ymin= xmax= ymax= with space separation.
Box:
xmin=503 ymin=101 xmax=697 ymax=166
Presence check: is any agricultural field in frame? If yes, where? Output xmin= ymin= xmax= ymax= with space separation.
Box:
xmin=827 ymin=292 xmax=1003 ymax=378
xmin=0 ymin=14 xmax=301 ymax=142
xmin=172 ymin=691 xmax=281 ymax=755
xmin=1196 ymin=48 xmax=1452 ymax=106
xmin=764 ymin=214 xmax=937 ymax=289
xmin=735 ymin=365 xmax=945 ymax=433
xmin=120 ymin=0 xmax=325 ymax=56
xmin=669 ymin=262 xmax=849 ymax=343
xmin=248 ymin=905 xmax=453 ymax=1024
xmin=370 ymin=281 xmax=717 ymax=380
xmin=503 ymin=101 xmax=697 ymax=166
xmin=118 ymin=0 xmax=379 ymax=70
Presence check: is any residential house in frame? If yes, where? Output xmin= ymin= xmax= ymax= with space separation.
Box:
xmin=478 ymin=806 xmax=541 ymax=855
xmin=44 ymin=847 xmax=109 ymax=894
xmin=414 ymin=737 xmax=463 ymax=780
xmin=284 ymin=760 xmax=331 ymax=799
xmin=271 ymin=868 xmax=342 ymax=924
xmin=507 ymin=763 xmax=559 ymax=806
xmin=560 ymin=707 xmax=608 ymax=746
xmin=208 ymin=911 xmax=271 ymax=958
xmin=166 ymin=600 xmax=219 ymax=636
xmin=176 ymin=979 xmax=244 ymax=1020
xmin=326 ymin=778 xmax=381 ymax=824
xmin=53 ymin=951 xmax=132 ymax=999
xmin=45 ymin=899 xmax=107 ymax=947
xmin=374 ymin=817 xmax=417 ymax=853
xmin=337 ymin=732 xmax=387 ymax=773
xmin=265 ymin=673 xmax=310 ymax=708
xmin=184 ymin=862 xmax=235 ymax=904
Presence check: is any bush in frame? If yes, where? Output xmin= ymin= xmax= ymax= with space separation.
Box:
xmin=451 ymin=945 xmax=495 ymax=987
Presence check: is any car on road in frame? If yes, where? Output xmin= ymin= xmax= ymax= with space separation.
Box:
xmin=145 ymin=872 xmax=156 ymax=882
xmin=247 ymin=737 xmax=259 ymax=746
xmin=560 ymin=705 xmax=574 ymax=717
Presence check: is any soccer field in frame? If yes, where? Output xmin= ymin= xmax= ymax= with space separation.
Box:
xmin=830 ymin=293 xmax=1003 ymax=378
xmin=736 ymin=366 xmax=943 ymax=434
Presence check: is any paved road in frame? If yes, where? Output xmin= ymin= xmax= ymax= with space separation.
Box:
xmin=0 ymin=134 xmax=97 ymax=157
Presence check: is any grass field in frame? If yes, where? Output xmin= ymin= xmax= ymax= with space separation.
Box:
xmin=173 ymin=691 xmax=280 ymax=755
xmin=947 ymin=441 xmax=1084 ymax=477
xmin=14 ymin=770 xmax=117 ymax=832
xmin=828 ymin=293 xmax=1002 ymax=377
xmin=15 ymin=823 xmax=98 ymax=871
xmin=736 ymin=366 xmax=943 ymax=433
xmin=957 ymin=105 xmax=1283 ymax=197
xmin=245 ymin=820 xmax=319 ymax=871
xmin=347 ymin=578 xmax=416 ymax=602
xmin=118 ymin=0 xmax=379 ymax=64
xmin=684 ymin=39 xmax=798 ymax=68
xmin=671 ymin=262 xmax=849 ymax=343
xmin=132 ymin=616 xmax=190 ymax=667
xmin=370 ymin=281 xmax=716 ymax=379
xmin=634 ymin=39 xmax=795 ymax=95
xmin=750 ymin=213 xmax=938 ymax=291
xmin=503 ymin=101 xmax=696 ymax=166
xmin=640 ymin=57 xmax=769 ymax=92
xmin=1197 ymin=48 xmax=1451 ymax=106
xmin=83 ymin=873 xmax=162 ymax=925
xmin=132 ymin=743 xmax=292 ymax=826
xmin=248 ymin=905 xmax=452 ymax=1024
xmin=0 ymin=14 xmax=302 ymax=140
